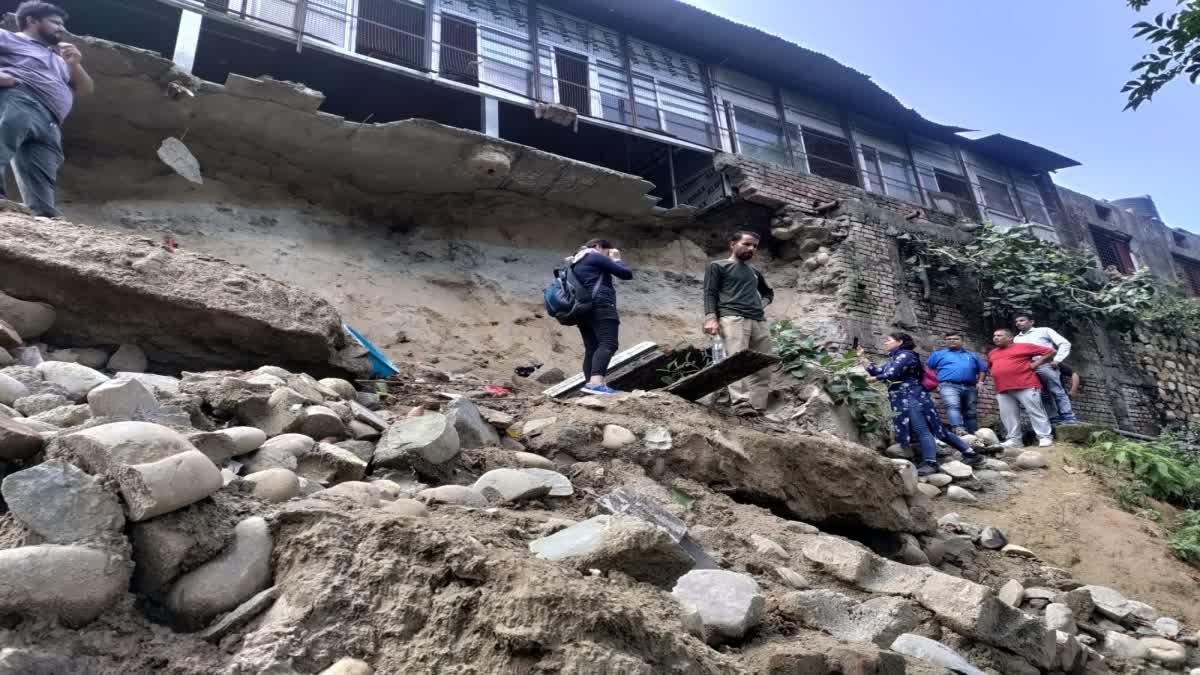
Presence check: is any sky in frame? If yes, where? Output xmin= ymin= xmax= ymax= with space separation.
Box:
xmin=683 ymin=0 xmax=1200 ymax=229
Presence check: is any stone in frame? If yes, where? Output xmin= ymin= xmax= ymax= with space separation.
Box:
xmin=974 ymin=469 xmax=1000 ymax=481
xmin=240 ymin=443 xmax=299 ymax=474
xmin=113 ymin=372 xmax=181 ymax=397
xmin=978 ymin=527 xmax=1008 ymax=549
xmin=374 ymin=413 xmax=461 ymax=468
xmin=72 ymin=348 xmax=111 ymax=370
xmin=416 ymin=485 xmax=487 ymax=507
xmin=602 ymin=424 xmax=636 ymax=449
xmin=984 ymin=458 xmax=1011 ymax=471
xmin=1056 ymin=631 xmax=1086 ymax=673
xmin=890 ymin=459 xmax=918 ymax=495
xmin=1103 ymin=631 xmax=1149 ymax=660
xmin=198 ymin=585 xmax=281 ymax=643
xmin=946 ymin=485 xmax=977 ymax=503
xmin=1045 ymin=603 xmax=1077 ymax=634
xmin=14 ymin=392 xmax=68 ymax=415
xmin=1141 ymin=637 xmax=1187 ymax=666
xmin=444 ymin=397 xmax=500 ymax=449
xmin=975 ymin=428 xmax=1000 ymax=446
xmin=0 ymin=415 xmax=42 ymax=460
xmin=511 ymin=451 xmax=555 ymax=470
xmin=190 ymin=427 xmax=267 ymax=463
xmin=369 ymin=479 xmax=402 ymax=501
xmin=0 ymin=371 xmax=29 ymax=406
xmin=0 ymin=320 xmax=19 ymax=349
xmin=473 ymin=468 xmax=551 ymax=503
xmin=1 ymin=460 xmax=124 ymax=545
xmin=775 ymin=566 xmax=810 ymax=589
xmin=1079 ymin=585 xmax=1137 ymax=623
xmin=1155 ymin=617 xmax=1181 ymax=639
xmin=0 ymin=647 xmax=73 ymax=674
xmin=296 ymin=405 xmax=346 ymax=439
xmin=117 ymin=449 xmax=224 ymax=521
xmin=347 ymin=420 xmax=380 ymax=441
xmin=107 ymin=344 xmax=148 ymax=373
xmin=0 ymin=291 xmax=55 ymax=339
xmin=918 ymin=571 xmax=1055 ymax=667
xmin=597 ymin=488 xmax=688 ymax=543
xmin=531 ymin=515 xmax=694 ymax=588
xmin=166 ymin=516 xmax=273 ymax=628
xmin=382 ymin=498 xmax=428 ymax=517
xmin=0 ymin=544 xmax=128 ymax=626
xmin=1002 ymin=544 xmax=1036 ymax=558
xmin=244 ymin=468 xmax=300 ymax=502
xmin=940 ymin=460 xmax=974 ymax=480
xmin=259 ymin=432 xmax=316 ymax=458
xmin=883 ymin=442 xmax=913 ymax=459
xmin=319 ymin=657 xmax=373 ymax=675
xmin=29 ymin=403 xmax=91 ymax=428
xmin=522 ymin=417 xmax=557 ymax=435
xmin=317 ymin=481 xmax=381 ymax=506
xmin=916 ymin=483 xmax=940 ymax=498
xmin=777 ymin=589 xmax=921 ymax=647
xmin=35 ymin=361 xmax=109 ymax=401
xmin=49 ymin=421 xmax=198 ymax=474
xmin=534 ymin=367 xmax=565 ymax=384
xmin=999 ymin=579 xmax=1024 ymax=607
xmin=671 ymin=569 xmax=764 ymax=642
xmin=751 ymin=534 xmax=787 ymax=558
xmin=335 ymin=439 xmax=375 ymax=463
xmin=296 ymin=443 xmax=367 ymax=486
xmin=478 ymin=406 xmax=513 ymax=429
xmin=297 ymin=477 xmax=323 ymax=496
xmin=521 ymin=468 xmax=574 ymax=497
xmin=801 ymin=536 xmax=923 ymax=596
xmin=318 ymin=378 xmax=357 ymax=400
xmin=1015 ymin=451 xmax=1048 ymax=470
xmin=1054 ymin=588 xmax=1096 ymax=619
xmin=86 ymin=377 xmax=158 ymax=418
xmin=889 ymin=634 xmax=986 ymax=675
xmin=644 ymin=425 xmax=672 ymax=450
xmin=925 ymin=473 xmax=953 ymax=487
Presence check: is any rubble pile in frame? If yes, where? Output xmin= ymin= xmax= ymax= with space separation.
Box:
xmin=1 ymin=279 xmax=1197 ymax=673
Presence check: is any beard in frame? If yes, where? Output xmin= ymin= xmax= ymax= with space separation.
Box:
xmin=735 ymin=250 xmax=754 ymax=261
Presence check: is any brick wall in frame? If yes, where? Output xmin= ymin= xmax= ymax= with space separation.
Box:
xmin=722 ymin=154 xmax=1164 ymax=435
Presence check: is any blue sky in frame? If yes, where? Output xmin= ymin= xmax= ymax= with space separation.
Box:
xmin=684 ymin=0 xmax=1200 ymax=229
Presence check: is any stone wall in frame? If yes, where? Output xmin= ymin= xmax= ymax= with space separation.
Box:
xmin=1131 ymin=330 xmax=1200 ymax=426
xmin=722 ymin=154 xmax=1166 ymax=435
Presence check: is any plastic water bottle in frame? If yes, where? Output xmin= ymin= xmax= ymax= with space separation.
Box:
xmin=711 ymin=336 xmax=726 ymax=363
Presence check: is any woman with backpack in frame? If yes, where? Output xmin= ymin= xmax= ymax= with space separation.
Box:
xmin=857 ymin=331 xmax=984 ymax=476
xmin=570 ymin=239 xmax=633 ymax=395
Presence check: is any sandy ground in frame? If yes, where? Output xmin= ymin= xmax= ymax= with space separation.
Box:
xmin=937 ymin=443 xmax=1200 ymax=627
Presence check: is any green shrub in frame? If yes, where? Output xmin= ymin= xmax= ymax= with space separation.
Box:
xmin=1080 ymin=432 xmax=1200 ymax=507
xmin=1169 ymin=511 xmax=1200 ymax=565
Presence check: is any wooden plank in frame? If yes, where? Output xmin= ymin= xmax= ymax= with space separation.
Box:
xmin=543 ymin=341 xmax=659 ymax=398
xmin=663 ymin=350 xmax=779 ymax=401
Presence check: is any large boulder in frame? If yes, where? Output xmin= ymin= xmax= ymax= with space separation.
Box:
xmin=671 ymin=569 xmax=764 ymax=643
xmin=1 ymin=461 xmax=124 ymax=545
xmin=295 ymin=443 xmax=367 ymax=486
xmin=0 ymin=416 xmax=42 ymax=460
xmin=107 ymin=344 xmax=148 ymax=373
xmin=890 ymin=634 xmax=986 ymax=675
xmin=86 ymin=377 xmax=158 ymax=418
xmin=115 ymin=449 xmax=224 ymax=521
xmin=47 ymin=421 xmax=197 ymax=474
xmin=35 ymin=361 xmax=109 ymax=402
xmin=0 ymin=371 xmax=28 ymax=406
xmin=775 ymin=589 xmax=922 ymax=647
xmin=444 ymin=398 xmax=500 ymax=449
xmin=0 ymin=216 xmax=346 ymax=373
xmin=0 ymin=544 xmax=128 ymax=626
xmin=374 ymin=413 xmax=461 ymax=469
xmin=129 ymin=497 xmax=238 ymax=595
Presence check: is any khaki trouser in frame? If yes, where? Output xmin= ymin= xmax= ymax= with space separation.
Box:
xmin=719 ymin=316 xmax=771 ymax=410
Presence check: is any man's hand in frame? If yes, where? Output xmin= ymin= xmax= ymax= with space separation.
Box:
xmin=703 ymin=318 xmax=720 ymax=336
xmin=56 ymin=43 xmax=82 ymax=66
xmin=0 ymin=71 xmax=16 ymax=88
xmin=607 ymin=248 xmax=621 ymax=261
xmin=1050 ymin=361 xmax=1060 ymax=370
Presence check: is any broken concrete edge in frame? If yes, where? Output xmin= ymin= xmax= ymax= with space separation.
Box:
xmin=75 ymin=36 xmax=663 ymax=220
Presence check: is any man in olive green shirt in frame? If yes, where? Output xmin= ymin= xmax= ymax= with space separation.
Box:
xmin=703 ymin=229 xmax=774 ymax=415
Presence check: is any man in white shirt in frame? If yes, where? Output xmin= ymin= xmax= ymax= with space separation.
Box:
xmin=1013 ymin=312 xmax=1080 ymax=425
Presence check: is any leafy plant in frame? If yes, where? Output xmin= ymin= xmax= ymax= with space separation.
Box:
xmin=1079 ymin=431 xmax=1200 ymax=507
xmin=770 ymin=320 xmax=888 ymax=438
xmin=900 ymin=222 xmax=1200 ymax=335
xmin=1123 ymin=0 xmax=1200 ymax=110
xmin=657 ymin=345 xmax=711 ymax=386
xmin=1169 ymin=510 xmax=1200 ymax=564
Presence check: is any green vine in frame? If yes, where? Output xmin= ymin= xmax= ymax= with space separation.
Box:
xmin=657 ymin=345 xmax=712 ymax=386
xmin=770 ymin=320 xmax=888 ymax=438
xmin=898 ymin=222 xmax=1200 ymax=335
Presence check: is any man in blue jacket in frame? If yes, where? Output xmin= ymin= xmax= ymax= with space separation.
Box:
xmin=926 ymin=331 xmax=989 ymax=435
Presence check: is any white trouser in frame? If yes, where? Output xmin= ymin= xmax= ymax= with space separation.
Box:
xmin=996 ymin=388 xmax=1052 ymax=441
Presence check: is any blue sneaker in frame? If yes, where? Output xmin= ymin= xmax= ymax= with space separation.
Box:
xmin=583 ymin=383 xmax=623 ymax=395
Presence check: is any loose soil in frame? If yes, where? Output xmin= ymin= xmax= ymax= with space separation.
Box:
xmin=936 ymin=442 xmax=1200 ymax=627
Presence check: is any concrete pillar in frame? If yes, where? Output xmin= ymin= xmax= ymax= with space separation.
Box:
xmin=172 ymin=9 xmax=204 ymax=73
xmin=482 ymin=96 xmax=500 ymax=138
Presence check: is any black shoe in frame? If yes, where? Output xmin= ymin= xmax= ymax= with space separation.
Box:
xmin=961 ymin=452 xmax=985 ymax=467
xmin=916 ymin=462 xmax=939 ymax=477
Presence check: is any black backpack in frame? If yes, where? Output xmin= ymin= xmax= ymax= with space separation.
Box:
xmin=543 ymin=260 xmax=601 ymax=326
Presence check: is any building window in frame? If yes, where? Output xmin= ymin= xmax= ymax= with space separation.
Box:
xmin=1091 ymin=226 xmax=1135 ymax=275
xmin=930 ymin=170 xmax=981 ymax=221
xmin=440 ymin=15 xmax=479 ymax=86
xmin=796 ymin=126 xmax=858 ymax=187
xmin=978 ymin=175 xmax=1018 ymax=217
xmin=1095 ymin=204 xmax=1113 ymax=221
xmin=355 ymin=0 xmax=426 ymax=69
xmin=1176 ymin=256 xmax=1200 ymax=296
xmin=861 ymin=145 xmax=919 ymax=204
xmin=731 ymin=106 xmax=789 ymax=166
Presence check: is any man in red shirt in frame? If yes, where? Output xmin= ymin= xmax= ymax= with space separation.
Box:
xmin=987 ymin=328 xmax=1056 ymax=448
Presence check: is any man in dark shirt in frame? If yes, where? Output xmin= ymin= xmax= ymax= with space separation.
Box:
xmin=0 ymin=2 xmax=94 ymax=216
xmin=703 ymin=229 xmax=774 ymax=415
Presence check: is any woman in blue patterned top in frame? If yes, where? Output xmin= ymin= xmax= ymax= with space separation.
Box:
xmin=857 ymin=332 xmax=984 ymax=476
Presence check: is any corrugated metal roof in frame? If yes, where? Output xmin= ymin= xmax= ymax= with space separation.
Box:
xmin=551 ymin=0 xmax=1079 ymax=172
